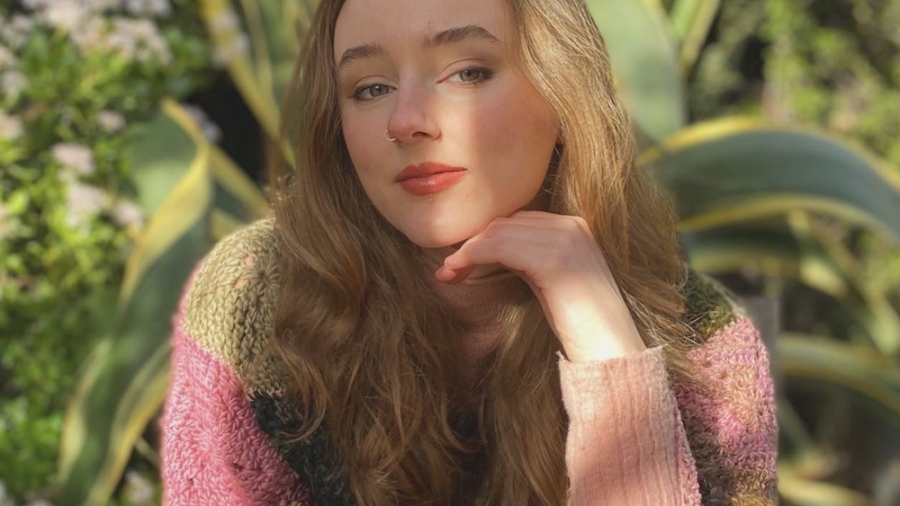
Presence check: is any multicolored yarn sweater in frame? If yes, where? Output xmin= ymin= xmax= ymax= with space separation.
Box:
xmin=159 ymin=216 xmax=779 ymax=505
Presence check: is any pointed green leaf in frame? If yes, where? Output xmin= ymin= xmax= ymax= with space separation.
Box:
xmin=670 ymin=0 xmax=721 ymax=75
xmin=57 ymin=131 xmax=214 ymax=506
xmin=585 ymin=0 xmax=686 ymax=141
xmin=778 ymin=334 xmax=900 ymax=426
xmin=199 ymin=0 xmax=281 ymax=142
xmin=642 ymin=118 xmax=900 ymax=243
xmin=57 ymin=99 xmax=268 ymax=506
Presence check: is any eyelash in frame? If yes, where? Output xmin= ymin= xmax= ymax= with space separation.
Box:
xmin=350 ymin=66 xmax=495 ymax=102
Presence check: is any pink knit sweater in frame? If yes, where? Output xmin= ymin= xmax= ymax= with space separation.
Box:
xmin=159 ymin=218 xmax=779 ymax=505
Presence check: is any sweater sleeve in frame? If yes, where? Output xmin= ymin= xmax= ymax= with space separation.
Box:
xmin=158 ymin=263 xmax=314 ymax=506
xmin=557 ymin=313 xmax=778 ymax=506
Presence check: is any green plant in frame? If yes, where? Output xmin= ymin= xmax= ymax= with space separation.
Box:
xmin=53 ymin=0 xmax=900 ymax=504
xmin=0 ymin=0 xmax=212 ymax=502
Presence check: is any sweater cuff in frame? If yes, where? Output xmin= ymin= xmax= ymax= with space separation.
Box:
xmin=556 ymin=345 xmax=685 ymax=505
xmin=557 ymin=344 xmax=671 ymax=421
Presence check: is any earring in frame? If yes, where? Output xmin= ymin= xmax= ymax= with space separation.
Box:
xmin=384 ymin=130 xmax=397 ymax=142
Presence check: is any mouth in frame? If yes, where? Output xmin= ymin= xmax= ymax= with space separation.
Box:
xmin=397 ymin=170 xmax=467 ymax=196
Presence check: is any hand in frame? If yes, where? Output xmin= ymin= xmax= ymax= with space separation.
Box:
xmin=435 ymin=210 xmax=647 ymax=362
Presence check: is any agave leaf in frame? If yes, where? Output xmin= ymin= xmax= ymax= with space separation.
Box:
xmin=669 ymin=0 xmax=721 ymax=75
xmin=56 ymin=99 xmax=268 ymax=506
xmin=681 ymin=217 xmax=848 ymax=300
xmin=777 ymin=473 xmax=884 ymax=506
xmin=198 ymin=0 xmax=281 ymax=142
xmin=777 ymin=335 xmax=900 ymax=505
xmin=789 ymin=212 xmax=900 ymax=356
xmin=778 ymin=334 xmax=900 ymax=424
xmin=584 ymin=0 xmax=686 ymax=141
xmin=685 ymin=212 xmax=900 ymax=354
xmin=250 ymin=0 xmax=308 ymax=106
xmin=56 ymin=117 xmax=214 ymax=506
xmin=642 ymin=118 xmax=900 ymax=243
xmin=129 ymin=108 xmax=198 ymax=215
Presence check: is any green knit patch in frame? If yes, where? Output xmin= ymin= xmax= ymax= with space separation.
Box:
xmin=183 ymin=216 xmax=289 ymax=396
xmin=681 ymin=267 xmax=739 ymax=341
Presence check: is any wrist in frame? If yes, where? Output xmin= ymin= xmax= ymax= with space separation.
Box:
xmin=561 ymin=336 xmax=647 ymax=363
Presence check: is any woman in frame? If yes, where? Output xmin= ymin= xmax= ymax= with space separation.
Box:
xmin=160 ymin=0 xmax=778 ymax=504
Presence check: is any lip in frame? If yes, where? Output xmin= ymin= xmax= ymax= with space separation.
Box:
xmin=396 ymin=162 xmax=468 ymax=196
xmin=395 ymin=162 xmax=468 ymax=182
xmin=398 ymin=171 xmax=466 ymax=196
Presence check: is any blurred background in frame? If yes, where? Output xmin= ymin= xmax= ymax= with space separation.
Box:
xmin=1 ymin=0 xmax=899 ymax=505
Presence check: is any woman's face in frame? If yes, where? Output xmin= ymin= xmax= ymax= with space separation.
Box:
xmin=334 ymin=0 xmax=560 ymax=253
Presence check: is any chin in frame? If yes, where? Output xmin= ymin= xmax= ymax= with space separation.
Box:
xmin=403 ymin=227 xmax=474 ymax=250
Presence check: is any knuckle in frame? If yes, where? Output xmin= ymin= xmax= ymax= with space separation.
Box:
xmin=483 ymin=220 xmax=504 ymax=237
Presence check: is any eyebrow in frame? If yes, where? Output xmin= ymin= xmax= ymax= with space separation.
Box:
xmin=337 ymin=24 xmax=502 ymax=73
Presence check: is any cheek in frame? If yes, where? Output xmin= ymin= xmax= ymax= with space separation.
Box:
xmin=341 ymin=116 xmax=381 ymax=181
xmin=470 ymin=85 xmax=556 ymax=179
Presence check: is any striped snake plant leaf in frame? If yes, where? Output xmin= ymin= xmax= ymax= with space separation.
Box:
xmin=57 ymin=99 xmax=269 ymax=506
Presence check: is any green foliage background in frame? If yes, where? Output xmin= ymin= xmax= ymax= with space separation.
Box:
xmin=2 ymin=0 xmax=900 ymax=504
xmin=0 ymin=0 xmax=213 ymax=501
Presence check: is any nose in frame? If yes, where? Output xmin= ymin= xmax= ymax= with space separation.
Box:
xmin=385 ymin=80 xmax=441 ymax=145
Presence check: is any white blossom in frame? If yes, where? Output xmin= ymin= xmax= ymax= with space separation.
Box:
xmin=0 ymin=111 xmax=24 ymax=141
xmin=41 ymin=0 xmax=92 ymax=32
xmin=104 ymin=18 xmax=173 ymax=64
xmin=124 ymin=0 xmax=172 ymax=17
xmin=70 ymin=16 xmax=107 ymax=53
xmin=182 ymin=104 xmax=222 ymax=143
xmin=52 ymin=143 xmax=95 ymax=177
xmin=212 ymin=34 xmax=250 ymax=67
xmin=1 ymin=15 xmax=35 ymax=48
xmin=0 ymin=46 xmax=16 ymax=70
xmin=97 ymin=110 xmax=126 ymax=133
xmin=123 ymin=470 xmax=155 ymax=506
xmin=0 ymin=71 xmax=27 ymax=97
xmin=111 ymin=199 xmax=145 ymax=228
xmin=26 ymin=0 xmax=119 ymax=14
xmin=65 ymin=182 xmax=107 ymax=229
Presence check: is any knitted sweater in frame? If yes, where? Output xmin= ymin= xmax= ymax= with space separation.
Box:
xmin=159 ymin=217 xmax=779 ymax=505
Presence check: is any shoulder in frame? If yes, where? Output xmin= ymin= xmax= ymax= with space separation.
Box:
xmin=675 ymin=268 xmax=779 ymax=502
xmin=681 ymin=266 xmax=746 ymax=342
xmin=182 ymin=215 xmax=287 ymax=395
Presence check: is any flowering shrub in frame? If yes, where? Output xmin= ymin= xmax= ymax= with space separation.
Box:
xmin=0 ymin=0 xmax=214 ymax=501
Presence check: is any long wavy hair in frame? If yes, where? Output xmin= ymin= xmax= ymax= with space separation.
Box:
xmin=269 ymin=0 xmax=707 ymax=504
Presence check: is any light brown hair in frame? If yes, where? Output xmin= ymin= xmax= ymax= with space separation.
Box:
xmin=269 ymin=0 xmax=704 ymax=504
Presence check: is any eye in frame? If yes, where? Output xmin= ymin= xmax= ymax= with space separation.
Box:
xmin=352 ymin=83 xmax=393 ymax=101
xmin=350 ymin=66 xmax=495 ymax=102
xmin=450 ymin=67 xmax=493 ymax=83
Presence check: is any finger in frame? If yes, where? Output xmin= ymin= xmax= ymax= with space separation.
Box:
xmin=511 ymin=211 xmax=589 ymax=232
xmin=444 ymin=223 xmax=550 ymax=274
xmin=511 ymin=210 xmax=584 ymax=222
xmin=434 ymin=264 xmax=477 ymax=284
xmin=510 ymin=209 xmax=557 ymax=219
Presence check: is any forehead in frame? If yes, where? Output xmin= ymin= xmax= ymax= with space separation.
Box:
xmin=333 ymin=0 xmax=512 ymax=62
